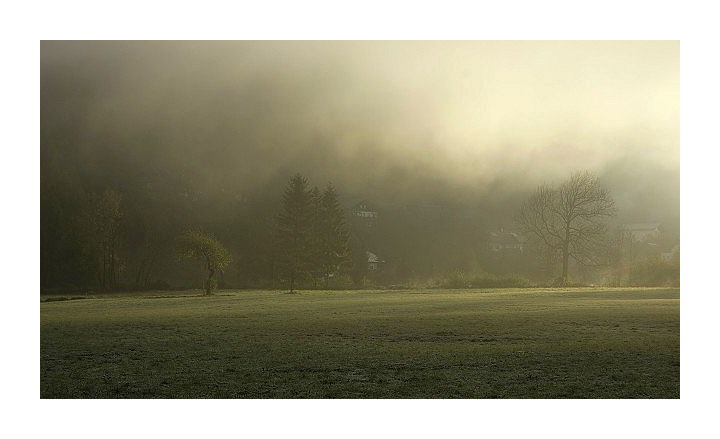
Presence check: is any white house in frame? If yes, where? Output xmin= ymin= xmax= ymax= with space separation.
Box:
xmin=622 ymin=223 xmax=662 ymax=242
xmin=488 ymin=229 xmax=524 ymax=253
xmin=352 ymin=202 xmax=378 ymax=219
xmin=366 ymin=251 xmax=382 ymax=270
xmin=661 ymin=244 xmax=680 ymax=263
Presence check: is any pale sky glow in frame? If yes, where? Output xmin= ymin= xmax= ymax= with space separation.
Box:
xmin=327 ymin=41 xmax=679 ymax=182
xmin=42 ymin=41 xmax=679 ymax=214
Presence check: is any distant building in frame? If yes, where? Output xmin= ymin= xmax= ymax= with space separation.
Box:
xmin=488 ymin=228 xmax=524 ymax=253
xmin=352 ymin=201 xmax=378 ymax=219
xmin=622 ymin=223 xmax=662 ymax=242
xmin=366 ymin=251 xmax=382 ymax=271
xmin=661 ymin=244 xmax=680 ymax=263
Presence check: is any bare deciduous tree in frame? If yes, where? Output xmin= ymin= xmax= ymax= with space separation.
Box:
xmin=516 ymin=171 xmax=616 ymax=283
xmin=79 ymin=189 xmax=125 ymax=291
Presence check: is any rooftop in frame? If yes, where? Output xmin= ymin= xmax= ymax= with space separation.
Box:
xmin=489 ymin=231 xmax=523 ymax=244
xmin=622 ymin=223 xmax=661 ymax=231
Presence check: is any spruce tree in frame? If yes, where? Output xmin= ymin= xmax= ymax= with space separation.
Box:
xmin=316 ymin=183 xmax=351 ymax=287
xmin=309 ymin=186 xmax=323 ymax=287
xmin=276 ymin=174 xmax=313 ymax=292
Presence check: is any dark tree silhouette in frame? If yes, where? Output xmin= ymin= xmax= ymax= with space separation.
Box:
xmin=309 ymin=185 xmax=323 ymax=286
xmin=276 ymin=174 xmax=313 ymax=292
xmin=177 ymin=230 xmax=232 ymax=295
xmin=79 ymin=189 xmax=125 ymax=291
xmin=315 ymin=183 xmax=351 ymax=287
xmin=516 ymin=171 xmax=616 ymax=283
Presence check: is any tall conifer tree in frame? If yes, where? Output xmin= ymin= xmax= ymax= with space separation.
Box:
xmin=276 ymin=174 xmax=313 ymax=292
xmin=308 ymin=186 xmax=323 ymax=286
xmin=316 ymin=183 xmax=351 ymax=287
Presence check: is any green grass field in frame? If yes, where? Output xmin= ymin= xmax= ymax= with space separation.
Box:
xmin=40 ymin=288 xmax=679 ymax=398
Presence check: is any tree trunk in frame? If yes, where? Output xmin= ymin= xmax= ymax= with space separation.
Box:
xmin=206 ymin=268 xmax=215 ymax=296
xmin=561 ymin=245 xmax=570 ymax=283
xmin=102 ymin=245 xmax=108 ymax=291
xmin=135 ymin=257 xmax=146 ymax=290
xmin=290 ymin=271 xmax=295 ymax=293
xmin=270 ymin=259 xmax=275 ymax=290
xmin=561 ymin=225 xmax=571 ymax=284
xmin=143 ymin=248 xmax=159 ymax=288
xmin=109 ymin=247 xmax=115 ymax=290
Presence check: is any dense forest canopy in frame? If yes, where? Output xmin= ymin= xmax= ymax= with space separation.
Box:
xmin=41 ymin=41 xmax=679 ymax=290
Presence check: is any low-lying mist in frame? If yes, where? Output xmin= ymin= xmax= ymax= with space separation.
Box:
xmin=41 ymin=41 xmax=679 ymax=290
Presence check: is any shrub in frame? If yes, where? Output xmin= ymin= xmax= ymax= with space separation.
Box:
xmin=612 ymin=258 xmax=680 ymax=287
xmin=437 ymin=269 xmax=531 ymax=289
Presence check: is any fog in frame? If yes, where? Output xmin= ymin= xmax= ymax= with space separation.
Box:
xmin=41 ymin=41 xmax=679 ymax=288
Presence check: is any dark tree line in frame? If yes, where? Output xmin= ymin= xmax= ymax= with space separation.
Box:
xmin=78 ymin=190 xmax=125 ymax=290
xmin=276 ymin=174 xmax=351 ymax=292
xmin=41 ymin=171 xmax=352 ymax=293
xmin=42 ymin=163 xmax=631 ymax=291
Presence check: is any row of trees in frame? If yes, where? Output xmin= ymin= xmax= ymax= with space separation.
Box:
xmin=78 ymin=190 xmax=125 ymax=290
xmin=96 ymin=174 xmax=353 ymax=295
xmin=277 ymin=174 xmax=351 ymax=292
xmin=274 ymin=170 xmax=619 ymax=289
xmin=66 ymin=189 xmax=174 ymax=293
xmin=44 ymin=169 xmax=639 ymax=291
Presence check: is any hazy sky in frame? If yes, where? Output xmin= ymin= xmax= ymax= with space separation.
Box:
xmin=41 ymin=41 xmax=679 ymax=222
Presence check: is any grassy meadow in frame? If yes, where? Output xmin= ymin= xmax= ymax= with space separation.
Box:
xmin=41 ymin=288 xmax=679 ymax=398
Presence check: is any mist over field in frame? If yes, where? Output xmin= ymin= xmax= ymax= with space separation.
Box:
xmin=41 ymin=41 xmax=679 ymax=289
xmin=40 ymin=40 xmax=681 ymax=401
